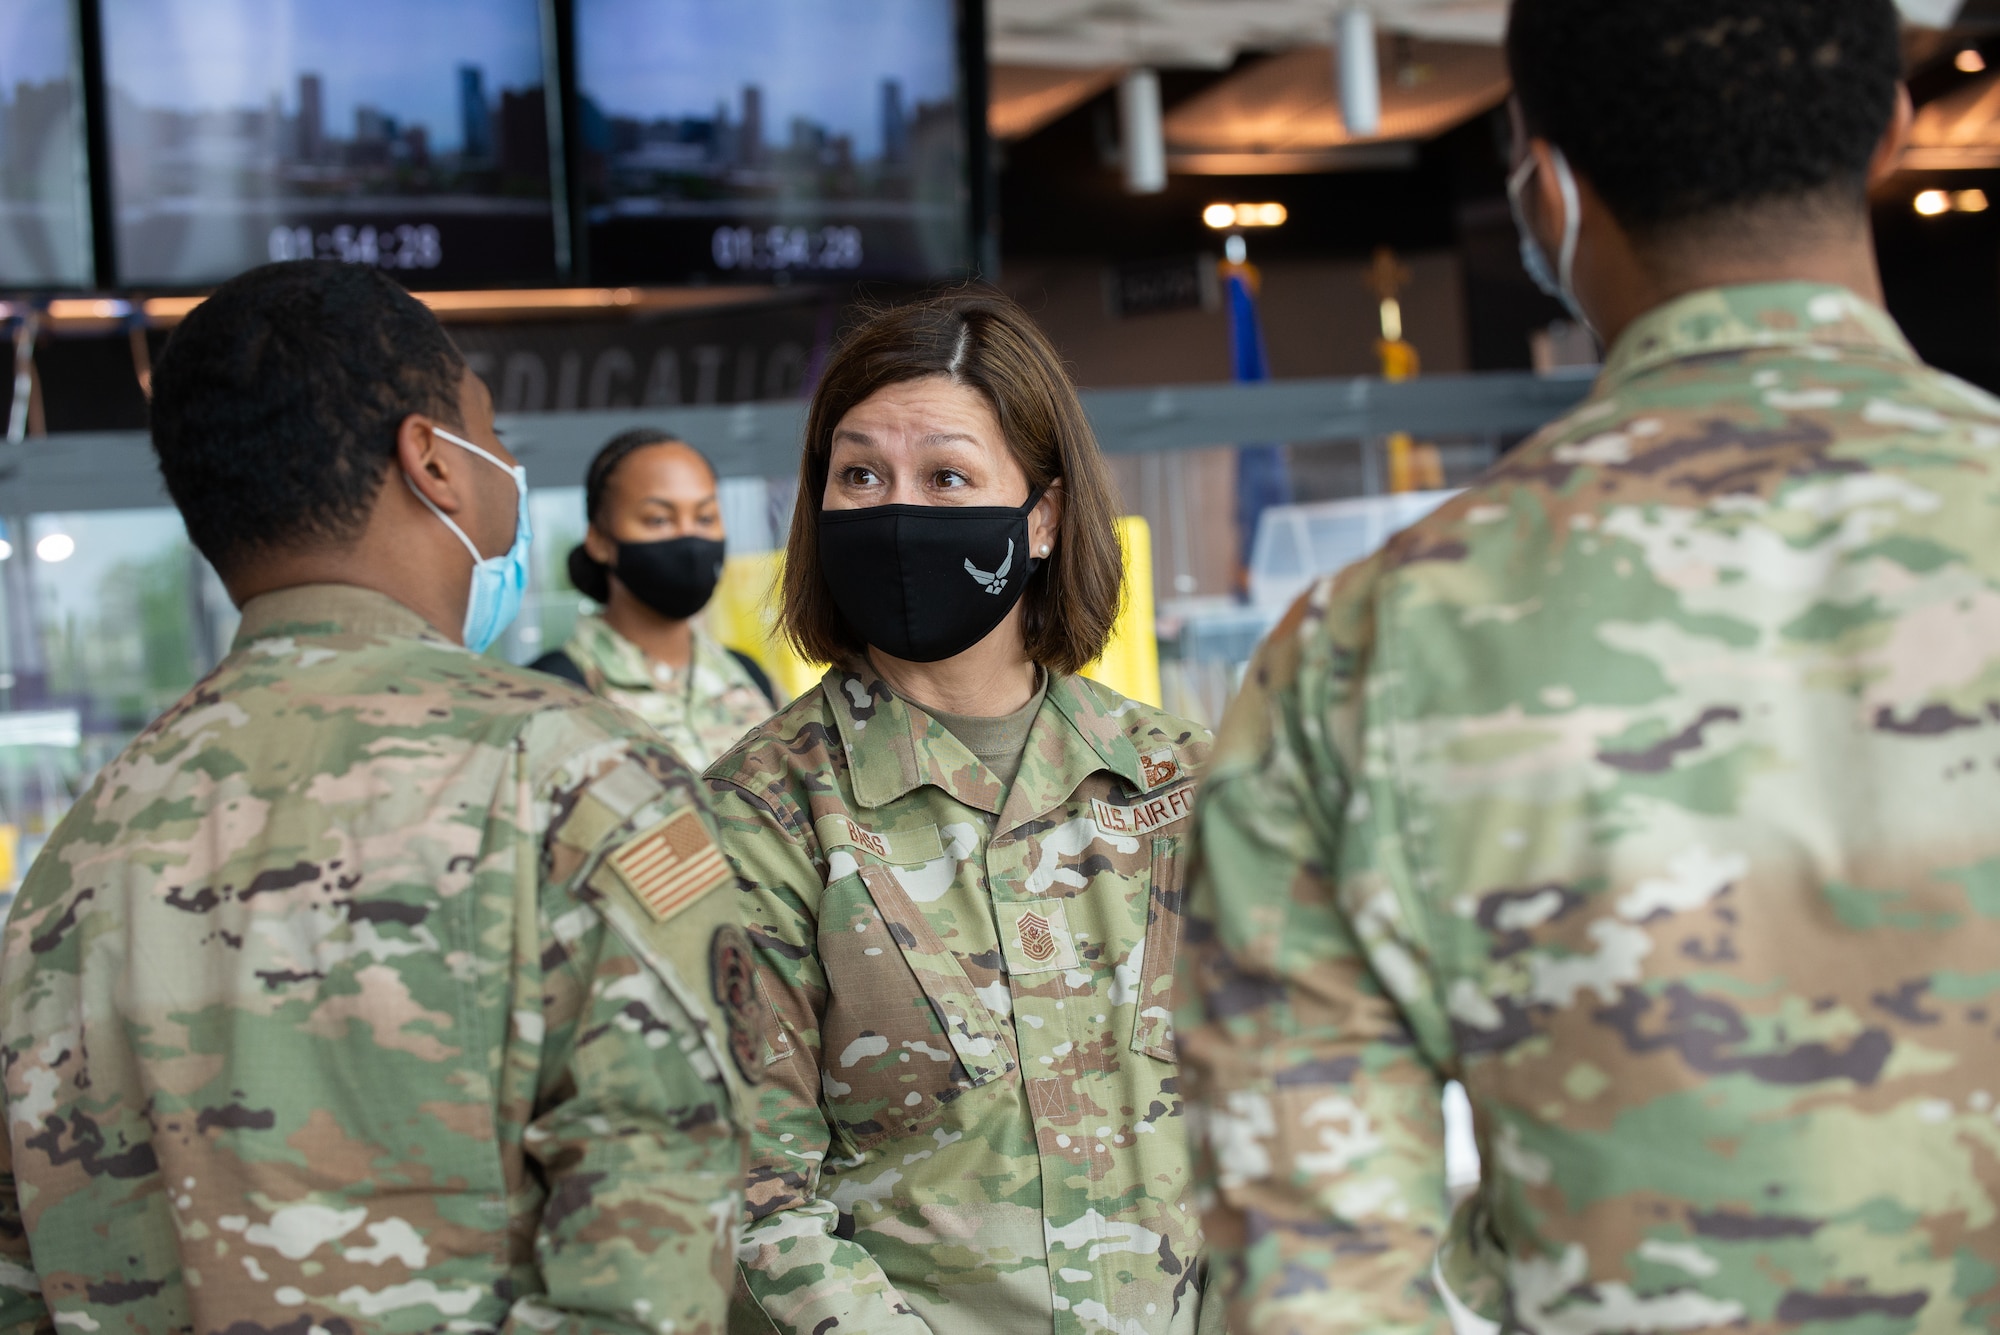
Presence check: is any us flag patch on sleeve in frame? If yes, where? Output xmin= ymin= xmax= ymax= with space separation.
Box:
xmin=608 ymin=809 xmax=732 ymax=923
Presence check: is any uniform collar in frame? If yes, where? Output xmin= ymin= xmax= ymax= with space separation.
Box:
xmin=569 ymin=613 xmax=720 ymax=690
xmin=1599 ymin=282 xmax=1919 ymax=393
xmin=822 ymin=663 xmax=1156 ymax=831
xmin=570 ymin=613 xmax=656 ymax=689
xmin=232 ymin=584 xmax=441 ymax=649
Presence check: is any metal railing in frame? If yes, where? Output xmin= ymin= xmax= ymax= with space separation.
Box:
xmin=0 ymin=369 xmax=1594 ymax=513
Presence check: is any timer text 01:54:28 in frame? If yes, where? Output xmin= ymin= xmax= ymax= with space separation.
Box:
xmin=268 ymin=224 xmax=445 ymax=270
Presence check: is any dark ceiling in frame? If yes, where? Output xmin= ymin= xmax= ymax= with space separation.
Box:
xmin=998 ymin=34 xmax=2000 ymax=389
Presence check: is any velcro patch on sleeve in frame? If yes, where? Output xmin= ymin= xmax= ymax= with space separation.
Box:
xmin=591 ymin=757 xmax=672 ymax=821
xmin=608 ymin=809 xmax=733 ymax=923
xmin=552 ymin=758 xmax=670 ymax=854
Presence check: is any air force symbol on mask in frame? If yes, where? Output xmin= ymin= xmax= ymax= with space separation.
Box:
xmin=965 ymin=539 xmax=1014 ymax=595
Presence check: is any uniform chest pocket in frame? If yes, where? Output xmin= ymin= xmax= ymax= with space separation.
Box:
xmin=815 ymin=865 xmax=1017 ymax=1147
xmin=1130 ymin=836 xmax=1188 ymax=1062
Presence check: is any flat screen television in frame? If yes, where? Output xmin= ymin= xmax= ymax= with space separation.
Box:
xmin=99 ymin=0 xmax=564 ymax=289
xmin=575 ymin=0 xmax=974 ymax=285
xmin=0 ymin=0 xmax=94 ymax=290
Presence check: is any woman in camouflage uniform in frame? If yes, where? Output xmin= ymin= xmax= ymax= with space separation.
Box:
xmin=707 ymin=292 xmax=1221 ymax=1335
xmin=535 ymin=429 xmax=777 ymax=771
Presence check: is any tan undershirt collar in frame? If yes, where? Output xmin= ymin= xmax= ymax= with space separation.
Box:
xmin=923 ymin=673 xmax=1048 ymax=795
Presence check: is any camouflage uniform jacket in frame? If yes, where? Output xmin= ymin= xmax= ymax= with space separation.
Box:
xmin=705 ymin=665 xmax=1222 ymax=1335
xmin=1176 ymin=283 xmax=2000 ymax=1334
xmin=563 ymin=613 xmax=774 ymax=773
xmin=0 ymin=585 xmax=760 ymax=1334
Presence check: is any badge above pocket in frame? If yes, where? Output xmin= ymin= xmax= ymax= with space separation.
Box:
xmin=1140 ymin=747 xmax=1182 ymax=789
xmin=997 ymin=899 xmax=1080 ymax=975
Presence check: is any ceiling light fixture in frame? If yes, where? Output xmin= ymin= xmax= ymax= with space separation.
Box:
xmin=1336 ymin=7 xmax=1382 ymax=137
xmin=1119 ymin=68 xmax=1168 ymax=195
xmin=1914 ymin=188 xmax=1990 ymax=216
xmin=1204 ymin=202 xmax=1288 ymax=229
xmin=45 ymin=299 xmax=132 ymax=321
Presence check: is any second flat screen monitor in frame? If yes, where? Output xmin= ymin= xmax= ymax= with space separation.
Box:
xmin=576 ymin=0 xmax=970 ymax=285
xmin=101 ymin=0 xmax=562 ymax=289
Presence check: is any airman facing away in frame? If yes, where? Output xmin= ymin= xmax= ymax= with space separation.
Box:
xmin=1177 ymin=2 xmax=2000 ymax=1331
xmin=0 ymin=260 xmax=753 ymax=1332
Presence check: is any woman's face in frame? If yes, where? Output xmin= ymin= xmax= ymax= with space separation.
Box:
xmin=584 ymin=441 xmax=723 ymax=561
xmin=825 ymin=377 xmax=1061 ymax=547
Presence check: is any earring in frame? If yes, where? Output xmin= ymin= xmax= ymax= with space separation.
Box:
xmin=1039 ymin=545 xmax=1051 ymax=557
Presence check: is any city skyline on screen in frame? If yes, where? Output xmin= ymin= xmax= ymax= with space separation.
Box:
xmin=101 ymin=0 xmax=545 ymax=155
xmin=577 ymin=0 xmax=957 ymax=161
xmin=0 ymin=0 xmax=91 ymax=289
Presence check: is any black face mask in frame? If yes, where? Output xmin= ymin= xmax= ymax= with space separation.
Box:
xmin=818 ymin=492 xmax=1043 ymax=664
xmin=615 ymin=535 xmax=726 ymax=621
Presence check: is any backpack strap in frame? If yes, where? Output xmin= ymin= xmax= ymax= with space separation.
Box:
xmin=727 ymin=648 xmax=778 ymax=709
xmin=530 ymin=649 xmax=590 ymax=688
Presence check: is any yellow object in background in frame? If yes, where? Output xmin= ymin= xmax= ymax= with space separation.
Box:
xmin=1376 ymin=338 xmax=1421 ymax=382
xmin=706 ymin=517 xmax=1165 ymax=711
xmin=1379 ymin=337 xmax=1444 ymax=492
xmin=0 ymin=824 xmax=18 ymax=891
xmin=707 ymin=551 xmax=824 ymax=704
xmin=1387 ymin=432 xmax=1447 ymax=494
xmin=1370 ymin=247 xmax=1446 ymax=495
xmin=1084 ymin=516 xmax=1163 ymax=708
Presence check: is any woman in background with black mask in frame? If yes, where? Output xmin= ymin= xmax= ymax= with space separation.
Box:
xmin=534 ymin=429 xmax=777 ymax=770
xmin=706 ymin=291 xmax=1219 ymax=1335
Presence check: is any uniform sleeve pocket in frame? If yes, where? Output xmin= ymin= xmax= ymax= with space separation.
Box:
xmin=1130 ymin=836 xmax=1187 ymax=1062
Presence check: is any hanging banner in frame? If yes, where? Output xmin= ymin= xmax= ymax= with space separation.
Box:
xmin=15 ymin=292 xmax=842 ymax=433
xmin=449 ymin=294 xmax=839 ymax=413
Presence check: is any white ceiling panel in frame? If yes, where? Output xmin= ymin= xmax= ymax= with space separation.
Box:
xmin=1163 ymin=38 xmax=1508 ymax=170
xmin=990 ymin=0 xmax=1966 ymax=70
xmin=990 ymin=1 xmax=1503 ymax=68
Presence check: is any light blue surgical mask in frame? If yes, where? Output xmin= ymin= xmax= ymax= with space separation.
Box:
xmin=1508 ymin=145 xmax=1591 ymax=332
xmin=407 ymin=426 xmax=531 ymax=654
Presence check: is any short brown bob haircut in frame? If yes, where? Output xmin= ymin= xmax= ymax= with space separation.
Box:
xmin=781 ymin=288 xmax=1124 ymax=677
